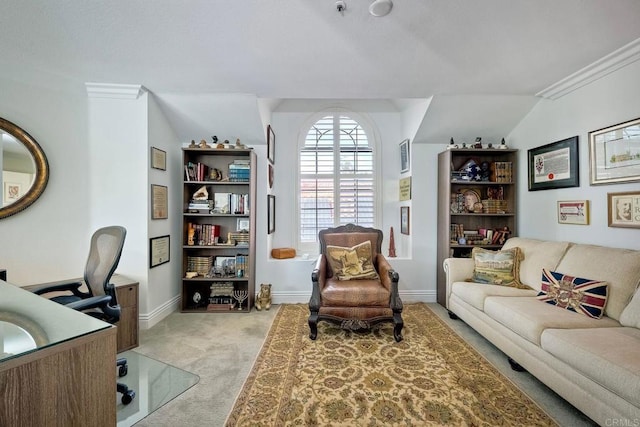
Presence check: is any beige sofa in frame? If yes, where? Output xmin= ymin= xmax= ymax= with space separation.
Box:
xmin=443 ymin=237 xmax=640 ymax=426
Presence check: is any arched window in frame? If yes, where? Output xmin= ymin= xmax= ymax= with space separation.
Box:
xmin=298 ymin=114 xmax=376 ymax=249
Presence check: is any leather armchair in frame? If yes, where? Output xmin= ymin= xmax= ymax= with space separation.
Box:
xmin=308 ymin=224 xmax=403 ymax=342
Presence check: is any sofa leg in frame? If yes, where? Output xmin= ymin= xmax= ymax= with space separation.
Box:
xmin=447 ymin=310 xmax=458 ymax=320
xmin=308 ymin=312 xmax=318 ymax=340
xmin=508 ymin=357 xmax=527 ymax=372
xmin=393 ymin=313 xmax=403 ymax=342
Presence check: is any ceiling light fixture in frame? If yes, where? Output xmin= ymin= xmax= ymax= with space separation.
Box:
xmin=369 ymin=0 xmax=393 ymax=17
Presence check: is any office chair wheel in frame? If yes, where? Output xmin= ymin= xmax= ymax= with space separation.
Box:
xmin=121 ymin=390 xmax=136 ymax=405
xmin=118 ymin=364 xmax=128 ymax=377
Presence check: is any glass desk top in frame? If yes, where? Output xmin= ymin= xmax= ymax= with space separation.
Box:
xmin=0 ymin=280 xmax=112 ymax=363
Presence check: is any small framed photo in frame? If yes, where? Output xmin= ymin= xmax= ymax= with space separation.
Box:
xmin=267 ymin=124 xmax=275 ymax=164
xmin=4 ymin=182 xmax=21 ymax=202
xmin=400 ymin=206 xmax=410 ymax=235
xmin=400 ymin=139 xmax=410 ymax=173
xmin=237 ymin=218 xmax=250 ymax=232
xmin=608 ymin=191 xmax=640 ymax=228
xmin=149 ymin=235 xmax=170 ymax=268
xmin=528 ymin=136 xmax=579 ymax=191
xmin=557 ymin=200 xmax=589 ymax=225
xmin=267 ymin=195 xmax=276 ymax=234
xmin=151 ymin=147 xmax=167 ymax=171
xmin=589 ymin=117 xmax=640 ymax=185
xmin=151 ymin=184 xmax=168 ymax=219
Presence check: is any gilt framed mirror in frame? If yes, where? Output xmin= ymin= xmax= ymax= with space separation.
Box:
xmin=0 ymin=118 xmax=49 ymax=219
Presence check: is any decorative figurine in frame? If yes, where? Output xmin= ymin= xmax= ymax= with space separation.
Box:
xmin=192 ymin=185 xmax=208 ymax=200
xmin=388 ymin=226 xmax=397 ymax=258
xmin=480 ymin=161 xmax=491 ymax=181
xmin=461 ymin=142 xmax=467 ymax=148
xmin=199 ymin=139 xmax=211 ymax=148
xmin=499 ymin=138 xmax=508 ymax=149
xmin=473 ymin=137 xmax=483 ymax=149
xmin=188 ymin=139 xmax=197 ymax=148
xmin=446 ymin=137 xmax=459 ymax=150
xmin=255 ymin=283 xmax=272 ymax=311
xmin=212 ymin=135 xmax=218 ymax=144
xmin=235 ymin=138 xmax=247 ymax=149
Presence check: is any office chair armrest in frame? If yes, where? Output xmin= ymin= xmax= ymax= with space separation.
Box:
xmin=66 ymin=295 xmax=113 ymax=312
xmin=30 ymin=280 xmax=89 ymax=298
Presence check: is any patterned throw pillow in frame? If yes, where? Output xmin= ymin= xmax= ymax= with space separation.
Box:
xmin=470 ymin=247 xmax=527 ymax=289
xmin=326 ymin=241 xmax=379 ymax=281
xmin=537 ymin=269 xmax=609 ymax=319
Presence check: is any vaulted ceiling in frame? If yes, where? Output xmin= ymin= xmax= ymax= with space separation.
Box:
xmin=2 ymin=1 xmax=640 ymax=145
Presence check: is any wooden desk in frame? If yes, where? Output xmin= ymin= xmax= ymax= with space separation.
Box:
xmin=0 ymin=281 xmax=116 ymax=426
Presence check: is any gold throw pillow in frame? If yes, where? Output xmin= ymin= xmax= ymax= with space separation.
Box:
xmin=326 ymin=241 xmax=379 ymax=280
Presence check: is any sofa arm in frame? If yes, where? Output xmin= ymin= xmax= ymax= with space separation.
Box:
xmin=442 ymin=257 xmax=475 ymax=309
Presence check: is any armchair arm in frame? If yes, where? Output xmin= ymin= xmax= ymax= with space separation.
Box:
xmin=442 ymin=257 xmax=475 ymax=309
xmin=29 ymin=280 xmax=90 ymax=298
xmin=309 ymin=254 xmax=326 ymax=311
xmin=377 ymin=254 xmax=403 ymax=311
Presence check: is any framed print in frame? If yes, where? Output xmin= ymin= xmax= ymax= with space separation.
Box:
xmin=400 ymin=139 xmax=410 ymax=173
xmin=4 ymin=182 xmax=21 ymax=202
xmin=608 ymin=191 xmax=640 ymax=228
xmin=149 ymin=235 xmax=170 ymax=268
xmin=589 ymin=117 xmax=640 ymax=185
xmin=151 ymin=147 xmax=167 ymax=171
xmin=399 ymin=177 xmax=411 ymax=201
xmin=557 ymin=200 xmax=589 ymax=225
xmin=237 ymin=218 xmax=250 ymax=232
xmin=400 ymin=206 xmax=410 ymax=235
xmin=151 ymin=184 xmax=168 ymax=219
xmin=267 ymin=195 xmax=276 ymax=234
xmin=267 ymin=124 xmax=275 ymax=164
xmin=528 ymin=136 xmax=579 ymax=191
xmin=268 ymin=163 xmax=274 ymax=188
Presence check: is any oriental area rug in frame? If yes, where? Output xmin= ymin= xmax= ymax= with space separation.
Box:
xmin=226 ymin=303 xmax=556 ymax=426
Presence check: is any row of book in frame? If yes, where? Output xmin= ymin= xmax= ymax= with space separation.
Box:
xmin=186 ymin=223 xmax=220 ymax=246
xmin=184 ymin=159 xmax=250 ymax=182
xmin=214 ymin=193 xmax=249 ymax=214
xmin=494 ymin=161 xmax=513 ymax=183
xmin=185 ymin=162 xmax=209 ymax=181
xmin=228 ymin=160 xmax=250 ymax=182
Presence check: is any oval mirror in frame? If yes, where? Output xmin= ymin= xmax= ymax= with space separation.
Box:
xmin=0 ymin=118 xmax=49 ymax=219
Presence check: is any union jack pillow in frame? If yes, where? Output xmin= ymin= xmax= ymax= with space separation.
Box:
xmin=537 ymin=269 xmax=609 ymax=319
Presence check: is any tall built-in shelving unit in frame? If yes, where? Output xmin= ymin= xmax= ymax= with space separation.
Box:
xmin=181 ymin=148 xmax=256 ymax=312
xmin=437 ymin=148 xmax=518 ymax=306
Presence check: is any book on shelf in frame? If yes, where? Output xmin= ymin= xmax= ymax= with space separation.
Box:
xmin=186 ymin=223 xmax=220 ymax=246
xmin=213 ymin=193 xmax=249 ymax=214
xmin=228 ymin=161 xmax=250 ymax=182
xmin=493 ymin=162 xmax=512 ymax=183
xmin=184 ymin=162 xmax=209 ymax=181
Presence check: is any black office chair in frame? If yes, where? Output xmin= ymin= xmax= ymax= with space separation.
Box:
xmin=30 ymin=225 xmax=136 ymax=404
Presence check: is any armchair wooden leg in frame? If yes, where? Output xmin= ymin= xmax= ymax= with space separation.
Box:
xmin=393 ymin=312 xmax=403 ymax=342
xmin=308 ymin=312 xmax=319 ymax=340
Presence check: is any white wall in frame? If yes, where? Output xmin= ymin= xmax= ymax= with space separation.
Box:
xmin=508 ymin=59 xmax=640 ymax=250
xmin=0 ymin=79 xmax=90 ymax=284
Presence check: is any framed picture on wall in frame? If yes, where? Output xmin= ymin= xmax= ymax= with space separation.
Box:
xmin=557 ymin=200 xmax=589 ymax=225
xmin=608 ymin=191 xmax=640 ymax=228
xmin=400 ymin=139 xmax=410 ymax=173
xmin=589 ymin=117 xmax=640 ymax=185
xmin=149 ymin=235 xmax=170 ymax=268
xmin=267 ymin=195 xmax=276 ymax=234
xmin=400 ymin=206 xmax=410 ymax=235
xmin=151 ymin=184 xmax=168 ymax=219
xmin=528 ymin=136 xmax=579 ymax=191
xmin=267 ymin=124 xmax=275 ymax=164
xmin=150 ymin=147 xmax=167 ymax=171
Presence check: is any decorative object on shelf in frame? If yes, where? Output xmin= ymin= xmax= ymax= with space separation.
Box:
xmin=473 ymin=137 xmax=482 ymax=149
xmin=271 ymin=247 xmax=296 ymax=259
xmin=589 ymin=117 xmax=640 ymax=185
xmin=188 ymin=140 xmax=197 ymax=148
xmin=557 ymin=200 xmax=590 ymax=225
xmin=267 ymin=124 xmax=275 ymax=164
xmin=607 ymin=191 xmax=640 ymax=229
xmin=400 ymin=206 xmax=410 ymax=235
xmin=192 ymin=185 xmax=208 ymax=200
xmin=399 ymin=177 xmax=411 ymax=201
xmin=199 ymin=139 xmax=211 ymax=149
xmin=388 ymin=226 xmax=396 ymax=257
xmin=149 ymin=235 xmax=170 ymax=268
xmin=235 ymin=138 xmax=247 ymax=149
xmin=499 ymin=138 xmax=508 ymax=149
xmin=233 ymin=290 xmax=249 ymax=311
xmin=151 ymin=184 xmax=168 ymax=219
xmin=446 ymin=137 xmax=458 ymax=150
xmin=528 ymin=136 xmax=579 ymax=191
xmin=399 ymin=138 xmax=410 ymax=173
xmin=480 ymin=161 xmax=491 ymax=181
xmin=150 ymin=147 xmax=167 ymax=171
xmin=255 ymin=283 xmax=272 ymax=311
xmin=460 ymin=188 xmax=481 ymax=212
xmin=267 ymin=195 xmax=276 ymax=234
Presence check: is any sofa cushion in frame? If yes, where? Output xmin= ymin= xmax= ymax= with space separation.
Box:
xmin=470 ymin=246 xmax=527 ymax=288
xmin=541 ymin=327 xmax=640 ymax=408
xmin=555 ymin=244 xmax=640 ymax=321
xmin=326 ymin=241 xmax=379 ymax=280
xmin=620 ymin=288 xmax=640 ymax=328
xmin=483 ymin=296 xmax=620 ymax=345
xmin=537 ymin=269 xmax=608 ymax=319
xmin=501 ymin=238 xmax=571 ymax=291
xmin=451 ymin=281 xmax=537 ymax=311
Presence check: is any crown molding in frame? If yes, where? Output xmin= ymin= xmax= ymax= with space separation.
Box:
xmin=536 ymin=37 xmax=640 ymax=100
xmin=85 ymin=83 xmax=146 ymax=99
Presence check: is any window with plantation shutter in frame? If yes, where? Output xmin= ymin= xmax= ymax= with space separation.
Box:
xmin=299 ymin=114 xmax=376 ymax=248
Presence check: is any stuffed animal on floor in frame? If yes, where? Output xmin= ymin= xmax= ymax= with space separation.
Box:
xmin=255 ymin=283 xmax=272 ymax=311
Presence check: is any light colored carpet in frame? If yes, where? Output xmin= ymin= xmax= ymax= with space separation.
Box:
xmin=227 ymin=303 xmax=556 ymax=426
xmin=131 ymin=303 xmax=596 ymax=426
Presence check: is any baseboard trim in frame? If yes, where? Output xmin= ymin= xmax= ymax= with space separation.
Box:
xmin=139 ymin=295 xmax=180 ymax=330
